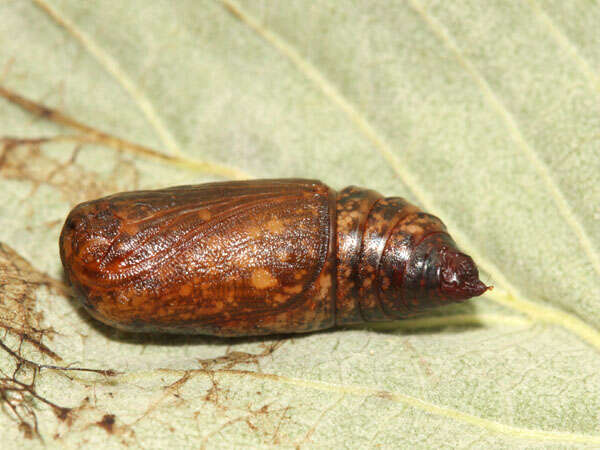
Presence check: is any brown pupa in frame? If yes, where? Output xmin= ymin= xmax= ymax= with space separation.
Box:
xmin=59 ymin=179 xmax=489 ymax=337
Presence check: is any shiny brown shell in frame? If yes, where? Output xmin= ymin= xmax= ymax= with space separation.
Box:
xmin=59 ymin=179 xmax=488 ymax=337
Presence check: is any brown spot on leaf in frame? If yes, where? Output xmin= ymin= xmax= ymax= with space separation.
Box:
xmin=96 ymin=414 xmax=116 ymax=434
xmin=0 ymin=242 xmax=121 ymax=439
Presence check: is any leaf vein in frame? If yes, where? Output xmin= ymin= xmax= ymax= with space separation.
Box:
xmin=406 ymin=0 xmax=600 ymax=279
xmin=220 ymin=0 xmax=600 ymax=350
xmin=0 ymin=86 xmax=251 ymax=179
xmin=526 ymin=0 xmax=600 ymax=94
xmin=114 ymin=367 xmax=600 ymax=445
xmin=32 ymin=0 xmax=185 ymax=158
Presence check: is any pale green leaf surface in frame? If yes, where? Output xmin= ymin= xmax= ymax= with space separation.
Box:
xmin=0 ymin=0 xmax=599 ymax=448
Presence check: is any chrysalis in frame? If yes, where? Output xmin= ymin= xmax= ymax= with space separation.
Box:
xmin=59 ymin=179 xmax=489 ymax=337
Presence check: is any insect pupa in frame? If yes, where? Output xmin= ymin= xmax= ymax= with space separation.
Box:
xmin=59 ymin=179 xmax=489 ymax=337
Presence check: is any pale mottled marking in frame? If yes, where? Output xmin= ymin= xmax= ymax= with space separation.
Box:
xmin=277 ymin=248 xmax=290 ymax=261
xmin=294 ymin=270 xmax=307 ymax=280
xmin=284 ymin=284 xmax=303 ymax=294
xmin=246 ymin=226 xmax=262 ymax=239
xmin=199 ymin=210 xmax=212 ymax=221
xmin=404 ymin=224 xmax=424 ymax=235
xmin=273 ymin=293 xmax=288 ymax=304
xmin=179 ymin=284 xmax=192 ymax=296
xmin=251 ymin=268 xmax=278 ymax=289
xmin=317 ymin=273 xmax=332 ymax=298
xmin=213 ymin=301 xmax=225 ymax=311
xmin=266 ymin=218 xmax=284 ymax=234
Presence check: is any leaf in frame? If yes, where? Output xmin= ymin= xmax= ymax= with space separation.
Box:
xmin=1 ymin=0 xmax=599 ymax=447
